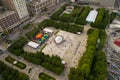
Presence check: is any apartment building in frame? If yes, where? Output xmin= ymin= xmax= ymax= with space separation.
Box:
xmin=2 ymin=0 xmax=29 ymax=21
xmin=0 ymin=7 xmax=20 ymax=32
xmin=27 ymin=0 xmax=56 ymax=16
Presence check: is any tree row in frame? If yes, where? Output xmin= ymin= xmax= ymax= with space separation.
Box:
xmin=0 ymin=61 xmax=29 ymax=80
xmin=91 ymin=8 xmax=109 ymax=29
xmin=68 ymin=29 xmax=107 ymax=80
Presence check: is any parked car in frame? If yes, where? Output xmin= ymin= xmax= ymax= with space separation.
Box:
xmin=0 ymin=50 xmax=3 ymax=54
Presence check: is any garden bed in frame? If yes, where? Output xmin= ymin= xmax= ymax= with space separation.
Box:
xmin=39 ymin=73 xmax=55 ymax=80
xmin=5 ymin=56 xmax=26 ymax=69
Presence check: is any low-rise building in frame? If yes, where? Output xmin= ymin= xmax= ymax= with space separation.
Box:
xmin=0 ymin=7 xmax=20 ymax=32
xmin=27 ymin=0 xmax=56 ymax=16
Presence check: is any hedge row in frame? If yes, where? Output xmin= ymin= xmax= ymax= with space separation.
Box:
xmin=98 ymin=30 xmax=107 ymax=49
xmin=68 ymin=29 xmax=100 ymax=80
xmin=39 ymin=73 xmax=55 ymax=80
xmin=51 ymin=5 xmax=95 ymax=25
xmin=61 ymin=13 xmax=70 ymax=17
xmin=25 ymin=27 xmax=40 ymax=40
xmin=78 ymin=29 xmax=100 ymax=77
xmin=0 ymin=61 xmax=29 ymax=80
xmin=51 ymin=8 xmax=64 ymax=20
xmin=5 ymin=56 xmax=26 ymax=69
xmin=50 ymin=4 xmax=66 ymax=20
xmin=76 ymin=6 xmax=91 ymax=25
xmin=59 ymin=14 xmax=74 ymax=23
xmin=91 ymin=8 xmax=109 ymax=29
xmin=23 ymin=24 xmax=33 ymax=30
xmin=51 ymin=5 xmax=86 ymax=23
xmin=71 ymin=7 xmax=84 ymax=17
xmin=8 ymin=19 xmax=84 ymax=75
xmin=58 ymin=5 xmax=79 ymax=23
xmin=89 ymin=50 xmax=107 ymax=80
xmin=8 ymin=36 xmax=64 ymax=75
xmin=110 ymin=12 xmax=117 ymax=23
xmin=89 ymin=30 xmax=107 ymax=80
xmin=8 ymin=37 xmax=27 ymax=56
xmin=38 ymin=19 xmax=84 ymax=33
xmin=23 ymin=52 xmax=64 ymax=75
xmin=68 ymin=29 xmax=107 ymax=80
xmin=93 ymin=8 xmax=105 ymax=25
xmin=101 ymin=10 xmax=109 ymax=29
xmin=50 ymin=4 xmax=74 ymax=23
xmin=8 ymin=35 xmax=64 ymax=74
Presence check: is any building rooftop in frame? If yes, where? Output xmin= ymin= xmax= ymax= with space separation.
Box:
xmin=28 ymin=0 xmax=47 ymax=5
xmin=0 ymin=6 xmax=16 ymax=19
xmin=86 ymin=10 xmax=98 ymax=23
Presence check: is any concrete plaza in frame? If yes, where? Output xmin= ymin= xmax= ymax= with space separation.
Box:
xmin=42 ymin=29 xmax=88 ymax=68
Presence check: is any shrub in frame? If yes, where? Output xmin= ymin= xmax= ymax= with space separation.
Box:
xmin=71 ymin=7 xmax=84 ymax=17
xmin=8 ymin=37 xmax=27 ymax=56
xmin=110 ymin=12 xmax=117 ymax=23
xmin=0 ymin=61 xmax=29 ymax=80
xmin=25 ymin=27 xmax=39 ymax=40
xmin=23 ymin=52 xmax=64 ymax=75
xmin=39 ymin=73 xmax=55 ymax=80
xmin=68 ymin=29 xmax=107 ymax=80
xmin=38 ymin=19 xmax=84 ymax=33
xmin=76 ymin=6 xmax=91 ymax=25
xmin=90 ymin=8 xmax=109 ymax=29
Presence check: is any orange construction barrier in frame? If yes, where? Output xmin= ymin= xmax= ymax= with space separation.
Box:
xmin=36 ymin=33 xmax=43 ymax=39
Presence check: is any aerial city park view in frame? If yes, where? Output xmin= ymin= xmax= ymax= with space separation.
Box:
xmin=0 ymin=0 xmax=120 ymax=80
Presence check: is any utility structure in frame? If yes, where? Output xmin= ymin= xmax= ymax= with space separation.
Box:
xmin=105 ymin=35 xmax=120 ymax=80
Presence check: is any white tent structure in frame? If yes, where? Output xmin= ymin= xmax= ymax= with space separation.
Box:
xmin=110 ymin=24 xmax=120 ymax=29
xmin=86 ymin=10 xmax=98 ymax=23
xmin=27 ymin=41 xmax=40 ymax=48
xmin=113 ymin=20 xmax=120 ymax=25
xmin=55 ymin=36 xmax=63 ymax=44
xmin=43 ymin=28 xmax=53 ymax=33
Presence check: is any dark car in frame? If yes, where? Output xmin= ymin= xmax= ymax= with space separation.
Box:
xmin=0 ymin=50 xmax=3 ymax=54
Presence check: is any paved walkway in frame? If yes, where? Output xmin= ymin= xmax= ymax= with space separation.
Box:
xmin=70 ymin=25 xmax=90 ymax=68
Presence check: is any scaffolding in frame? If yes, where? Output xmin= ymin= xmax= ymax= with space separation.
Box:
xmin=114 ymin=0 xmax=120 ymax=9
xmin=105 ymin=34 xmax=120 ymax=80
